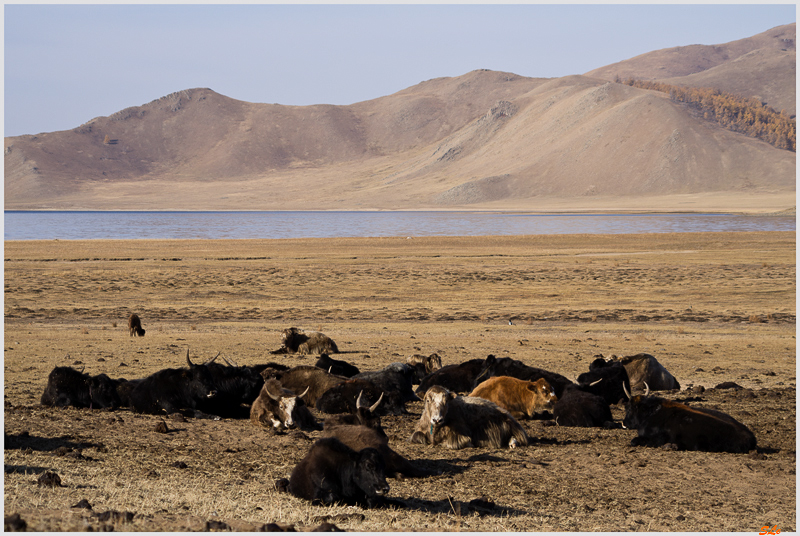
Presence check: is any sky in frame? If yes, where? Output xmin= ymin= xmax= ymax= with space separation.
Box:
xmin=4 ymin=3 xmax=796 ymax=137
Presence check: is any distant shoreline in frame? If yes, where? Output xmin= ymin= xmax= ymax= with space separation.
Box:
xmin=3 ymin=207 xmax=796 ymax=216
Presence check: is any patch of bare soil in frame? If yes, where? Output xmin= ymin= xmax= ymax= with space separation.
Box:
xmin=4 ymin=232 xmax=795 ymax=531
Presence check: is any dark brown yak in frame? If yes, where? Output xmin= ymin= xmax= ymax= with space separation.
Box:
xmin=128 ymin=313 xmax=145 ymax=337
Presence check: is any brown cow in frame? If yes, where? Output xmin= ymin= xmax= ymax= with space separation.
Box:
xmin=468 ymin=376 xmax=557 ymax=419
xmin=409 ymin=385 xmax=529 ymax=450
xmin=128 ymin=314 xmax=145 ymax=337
xmin=281 ymin=327 xmax=339 ymax=355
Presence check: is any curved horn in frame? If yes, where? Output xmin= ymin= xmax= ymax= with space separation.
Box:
xmin=297 ymin=386 xmax=310 ymax=400
xmin=356 ymin=390 xmax=366 ymax=409
xmin=186 ymin=348 xmax=194 ymax=367
xmin=203 ymin=351 xmax=221 ymax=366
xmin=622 ymin=381 xmax=631 ymax=400
xmin=220 ymin=353 xmax=238 ymax=367
xmin=644 ymin=382 xmax=650 ymax=397
xmin=589 ymin=378 xmax=603 ymax=387
xmin=369 ymin=392 xmax=384 ymax=414
xmin=264 ymin=382 xmax=283 ymax=401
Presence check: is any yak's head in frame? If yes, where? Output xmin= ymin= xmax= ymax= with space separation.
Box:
xmin=88 ymin=374 xmax=122 ymax=409
xmin=423 ymin=385 xmax=457 ymax=430
xmin=354 ymin=447 xmax=390 ymax=498
xmin=281 ymin=327 xmax=303 ymax=347
xmin=264 ymin=379 xmax=310 ymax=429
xmin=472 ymin=354 xmax=498 ymax=388
xmin=185 ymin=349 xmax=219 ymax=400
xmin=527 ymin=378 xmax=558 ymax=412
xmin=621 ymin=382 xmax=657 ymax=430
xmin=354 ymin=390 xmax=385 ymax=430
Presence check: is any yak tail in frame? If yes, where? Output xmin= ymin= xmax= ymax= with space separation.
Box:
xmin=510 ymin=422 xmax=530 ymax=447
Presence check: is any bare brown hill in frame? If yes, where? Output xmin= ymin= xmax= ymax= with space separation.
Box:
xmin=585 ymin=23 xmax=796 ymax=116
xmin=4 ymin=27 xmax=795 ymax=213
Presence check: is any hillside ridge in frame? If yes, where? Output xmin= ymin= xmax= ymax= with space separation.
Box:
xmin=4 ymin=25 xmax=795 ymax=213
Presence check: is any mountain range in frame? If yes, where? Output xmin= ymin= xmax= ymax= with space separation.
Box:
xmin=4 ymin=23 xmax=795 ymax=213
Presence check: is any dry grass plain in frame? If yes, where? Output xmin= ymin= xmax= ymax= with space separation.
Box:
xmin=3 ymin=232 xmax=796 ymax=531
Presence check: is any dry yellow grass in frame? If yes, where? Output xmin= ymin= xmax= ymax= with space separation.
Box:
xmin=4 ymin=232 xmax=796 ymax=531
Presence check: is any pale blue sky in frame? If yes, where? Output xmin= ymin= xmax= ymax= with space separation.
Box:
xmin=4 ymin=4 xmax=796 ymax=137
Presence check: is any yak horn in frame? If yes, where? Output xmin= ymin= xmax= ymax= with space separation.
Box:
xmin=589 ymin=378 xmax=603 ymax=387
xmin=220 ymin=353 xmax=238 ymax=367
xmin=265 ymin=383 xmax=282 ymax=401
xmin=622 ymin=382 xmax=631 ymax=400
xmin=203 ymin=351 xmax=221 ymax=366
xmin=298 ymin=386 xmax=310 ymax=400
xmin=186 ymin=348 xmax=194 ymax=367
xmin=356 ymin=390 xmax=366 ymax=409
xmin=369 ymin=392 xmax=384 ymax=414
xmin=644 ymin=382 xmax=650 ymax=396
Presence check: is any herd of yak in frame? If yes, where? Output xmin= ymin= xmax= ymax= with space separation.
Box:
xmin=38 ymin=322 xmax=758 ymax=509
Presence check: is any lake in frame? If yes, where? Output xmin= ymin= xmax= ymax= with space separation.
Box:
xmin=3 ymin=211 xmax=796 ymax=240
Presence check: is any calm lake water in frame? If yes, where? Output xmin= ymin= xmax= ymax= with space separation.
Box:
xmin=3 ymin=211 xmax=796 ymax=240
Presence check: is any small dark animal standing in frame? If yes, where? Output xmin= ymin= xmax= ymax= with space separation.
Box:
xmin=128 ymin=313 xmax=145 ymax=337
xmin=623 ymin=384 xmax=756 ymax=453
xmin=409 ymin=385 xmax=529 ymax=449
xmin=41 ymin=366 xmax=122 ymax=409
xmin=280 ymin=437 xmax=391 ymax=507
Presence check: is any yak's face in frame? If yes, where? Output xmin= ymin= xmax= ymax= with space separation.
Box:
xmin=354 ymin=448 xmax=390 ymax=498
xmin=528 ymin=378 xmax=558 ymax=411
xmin=423 ymin=386 xmax=456 ymax=429
xmin=281 ymin=328 xmax=300 ymax=346
xmin=276 ymin=396 xmax=301 ymax=429
xmin=185 ymin=367 xmax=218 ymax=400
xmin=425 ymin=353 xmax=443 ymax=374
xmin=89 ymin=374 xmax=121 ymax=408
xmin=622 ymin=395 xmax=660 ymax=430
